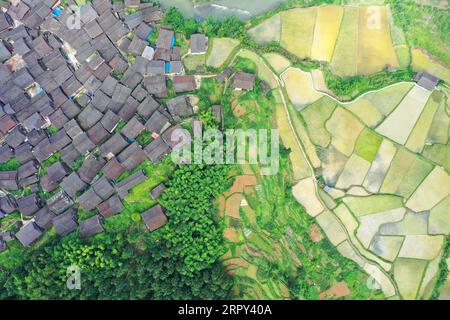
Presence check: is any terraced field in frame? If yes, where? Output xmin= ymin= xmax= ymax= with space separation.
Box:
xmin=280 ymin=8 xmax=316 ymax=60
xmin=247 ymin=3 xmax=450 ymax=301
xmin=248 ymin=14 xmax=281 ymax=45
xmin=330 ymin=6 xmax=359 ymax=77
xmin=224 ymin=43 xmax=450 ymax=299
xmin=250 ymin=5 xmax=402 ymax=76
xmin=311 ymin=6 xmax=344 ymax=62
xmin=412 ymin=49 xmax=450 ymax=83
xmin=219 ymin=55 xmax=382 ymax=299
xmin=206 ymin=38 xmax=241 ymax=69
xmin=281 ymin=68 xmax=323 ymax=110
xmin=290 ymin=76 xmax=450 ymax=300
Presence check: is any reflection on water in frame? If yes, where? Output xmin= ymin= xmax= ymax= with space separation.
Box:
xmin=158 ymin=0 xmax=288 ymax=20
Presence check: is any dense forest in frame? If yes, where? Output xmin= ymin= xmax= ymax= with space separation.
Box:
xmin=0 ymin=164 xmax=234 ymax=299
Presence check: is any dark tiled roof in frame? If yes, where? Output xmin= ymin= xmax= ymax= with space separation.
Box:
xmin=60 ymin=172 xmax=87 ymax=198
xmin=81 ymin=4 xmax=99 ymax=24
xmin=84 ymin=76 xmax=103 ymax=94
xmin=62 ymin=76 xmax=83 ymax=97
xmin=169 ymin=61 xmax=183 ymax=75
xmin=87 ymin=122 xmax=111 ymax=145
xmin=47 ymin=191 xmax=73 ymax=215
xmin=92 ymin=176 xmax=115 ymax=201
xmin=100 ymin=75 xmax=119 ymax=97
xmin=31 ymin=35 xmax=52 ymax=58
xmin=0 ymin=171 xmax=18 ymax=190
xmin=150 ymin=183 xmax=166 ymax=200
xmin=100 ymin=133 xmax=129 ymax=158
xmin=112 ymin=83 xmax=132 ymax=104
xmin=91 ymin=90 xmax=111 ymax=112
xmin=216 ymin=67 xmax=232 ymax=83
xmin=14 ymin=143 xmax=35 ymax=163
xmin=173 ymin=75 xmax=197 ymax=93
xmin=145 ymin=110 xmax=171 ymax=134
xmin=416 ymin=71 xmax=440 ymax=91
xmin=121 ymin=68 xmax=143 ymax=90
xmin=147 ymin=60 xmax=165 ymax=76
xmin=143 ymin=75 xmax=167 ymax=98
xmin=0 ymin=144 xmax=14 ymax=163
xmin=41 ymin=162 xmax=68 ymax=192
xmin=135 ymin=23 xmax=152 ymax=41
xmin=77 ymin=105 xmax=103 ymax=130
xmin=23 ymin=113 xmax=47 ymax=132
xmin=17 ymin=160 xmax=38 ymax=180
xmin=60 ymin=144 xmax=81 ymax=168
xmin=153 ymin=48 xmax=171 ymax=62
xmin=141 ymin=204 xmax=167 ymax=232
xmin=93 ymin=0 xmax=113 ymax=15
xmin=34 ymin=206 xmax=56 ymax=230
xmin=78 ymin=155 xmax=106 ymax=184
xmin=166 ymin=95 xmax=193 ymax=120
xmin=137 ymin=96 xmax=160 ymax=119
xmin=15 ymin=222 xmax=42 ymax=246
xmin=84 ymin=20 xmax=103 ymax=39
xmin=143 ymin=137 xmax=171 ymax=164
xmin=5 ymin=126 xmax=26 ymax=148
xmin=98 ymin=195 xmax=123 ymax=217
xmin=73 ymin=132 xmax=96 ymax=155
xmin=52 ymin=207 xmax=78 ymax=236
xmin=61 ymin=100 xmax=81 ymax=119
xmin=121 ymin=116 xmax=145 ymax=139
xmin=32 ymin=137 xmax=53 ymax=163
xmin=100 ymin=110 xmax=121 ymax=133
xmin=78 ymin=188 xmax=103 ymax=212
xmin=48 ymin=108 xmax=69 ymax=130
xmin=0 ymin=115 xmax=17 ymax=134
xmin=128 ymin=36 xmax=147 ymax=56
xmin=190 ymin=34 xmax=208 ymax=54
xmin=108 ymin=54 xmax=128 ymax=73
xmin=0 ymin=195 xmax=17 ymax=215
xmin=115 ymin=170 xmax=146 ymax=198
xmin=17 ymin=193 xmax=41 ymax=216
xmin=102 ymin=157 xmax=126 ymax=180
xmin=117 ymin=142 xmax=146 ymax=170
xmin=79 ymin=215 xmax=104 ymax=238
xmin=64 ymin=119 xmax=83 ymax=140
xmin=49 ymin=129 xmax=71 ymax=153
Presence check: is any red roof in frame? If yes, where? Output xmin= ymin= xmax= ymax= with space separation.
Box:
xmin=233 ymin=71 xmax=255 ymax=90
xmin=173 ymin=76 xmax=196 ymax=93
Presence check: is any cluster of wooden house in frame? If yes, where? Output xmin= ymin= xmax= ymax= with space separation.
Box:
xmin=0 ymin=0 xmax=214 ymax=251
xmin=216 ymin=67 xmax=256 ymax=92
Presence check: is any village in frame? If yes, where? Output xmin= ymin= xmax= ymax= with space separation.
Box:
xmin=0 ymin=0 xmax=257 ymax=251
xmin=0 ymin=0 xmax=448 ymax=302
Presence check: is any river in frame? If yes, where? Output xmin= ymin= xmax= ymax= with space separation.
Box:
xmin=157 ymin=0 xmax=289 ymax=20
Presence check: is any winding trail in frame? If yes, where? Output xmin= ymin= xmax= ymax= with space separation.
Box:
xmin=279 ymin=66 xmax=415 ymax=105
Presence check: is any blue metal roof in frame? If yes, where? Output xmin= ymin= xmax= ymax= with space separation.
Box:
xmin=52 ymin=7 xmax=62 ymax=17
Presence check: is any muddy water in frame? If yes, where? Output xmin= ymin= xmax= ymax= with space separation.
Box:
xmin=158 ymin=0 xmax=288 ymax=20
